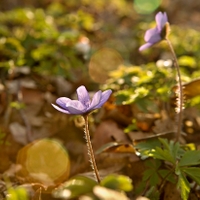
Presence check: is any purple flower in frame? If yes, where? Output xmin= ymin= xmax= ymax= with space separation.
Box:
xmin=139 ymin=12 xmax=168 ymax=51
xmin=52 ymin=85 xmax=112 ymax=115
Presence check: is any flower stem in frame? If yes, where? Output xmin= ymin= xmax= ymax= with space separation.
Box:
xmin=83 ymin=114 xmax=101 ymax=183
xmin=166 ymin=38 xmax=183 ymax=142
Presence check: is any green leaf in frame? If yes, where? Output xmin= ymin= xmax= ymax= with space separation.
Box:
xmin=178 ymin=56 xmax=196 ymax=68
xmin=145 ymin=159 xmax=161 ymax=169
xmin=159 ymin=138 xmax=183 ymax=160
xmin=135 ymin=139 xmax=161 ymax=159
xmin=143 ymin=160 xmax=162 ymax=186
xmin=179 ymin=150 xmax=200 ymax=167
xmin=144 ymin=169 xmax=160 ymax=187
xmin=145 ymin=186 xmax=160 ymax=200
xmin=15 ymin=187 xmax=29 ymax=200
xmin=151 ymin=147 xmax=175 ymax=164
xmin=182 ymin=167 xmax=200 ymax=185
xmin=7 ymin=188 xmax=18 ymax=200
xmin=100 ymin=174 xmax=133 ymax=192
xmin=150 ymin=139 xmax=184 ymax=165
xmin=177 ymin=172 xmax=190 ymax=200
xmin=158 ymin=169 xmax=176 ymax=184
xmin=7 ymin=187 xmax=28 ymax=200
xmin=168 ymin=140 xmax=182 ymax=160
xmin=53 ymin=175 xmax=97 ymax=199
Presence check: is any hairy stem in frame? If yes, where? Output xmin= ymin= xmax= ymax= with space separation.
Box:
xmin=83 ymin=115 xmax=101 ymax=183
xmin=166 ymin=38 xmax=183 ymax=142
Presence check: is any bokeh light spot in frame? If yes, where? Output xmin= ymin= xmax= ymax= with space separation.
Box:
xmin=134 ymin=0 xmax=162 ymax=14
xmin=17 ymin=139 xmax=70 ymax=186
xmin=89 ymin=48 xmax=123 ymax=83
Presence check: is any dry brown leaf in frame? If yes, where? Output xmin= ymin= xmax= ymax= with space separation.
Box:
xmin=92 ymin=120 xmax=128 ymax=151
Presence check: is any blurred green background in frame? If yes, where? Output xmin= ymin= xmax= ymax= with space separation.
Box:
xmin=0 ymin=0 xmax=200 ymax=108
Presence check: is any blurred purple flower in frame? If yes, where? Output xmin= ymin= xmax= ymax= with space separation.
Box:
xmin=139 ymin=12 xmax=168 ymax=51
xmin=52 ymin=85 xmax=112 ymax=115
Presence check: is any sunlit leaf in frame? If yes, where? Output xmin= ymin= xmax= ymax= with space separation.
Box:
xmin=182 ymin=143 xmax=196 ymax=151
xmin=178 ymin=56 xmax=196 ymax=68
xmin=7 ymin=188 xmax=18 ymax=200
xmin=31 ymin=44 xmax=56 ymax=61
xmin=7 ymin=187 xmax=29 ymax=200
xmin=100 ymin=174 xmax=133 ymax=192
xmin=135 ymin=138 xmax=161 ymax=159
xmin=177 ymin=172 xmax=190 ymax=200
xmin=53 ymin=175 xmax=97 ymax=199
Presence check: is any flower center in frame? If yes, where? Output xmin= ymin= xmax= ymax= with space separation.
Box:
xmin=83 ymin=100 xmax=90 ymax=108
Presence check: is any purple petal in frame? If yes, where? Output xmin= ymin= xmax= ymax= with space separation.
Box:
xmin=66 ymin=100 xmax=87 ymax=114
xmin=144 ymin=28 xmax=161 ymax=43
xmin=52 ymin=104 xmax=70 ymax=114
xmin=56 ymin=97 xmax=72 ymax=109
xmin=94 ymin=89 xmax=112 ymax=109
xmin=88 ymin=91 xmax=102 ymax=110
xmin=139 ymin=43 xmax=154 ymax=51
xmin=76 ymin=85 xmax=90 ymax=107
xmin=155 ymin=12 xmax=168 ymax=31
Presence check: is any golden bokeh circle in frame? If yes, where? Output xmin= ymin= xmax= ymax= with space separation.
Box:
xmin=89 ymin=48 xmax=123 ymax=83
xmin=17 ymin=139 xmax=70 ymax=186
